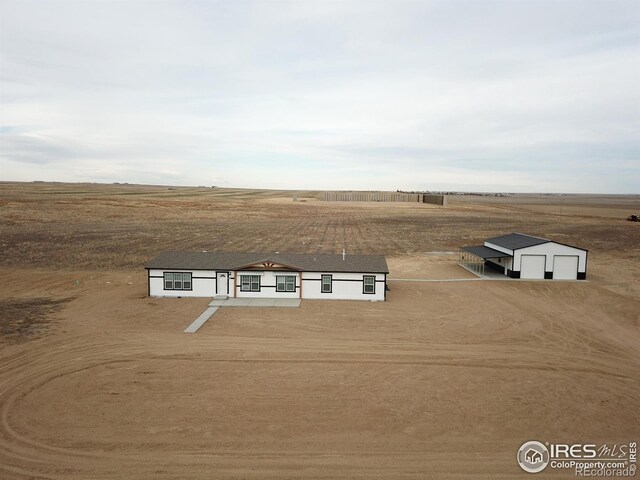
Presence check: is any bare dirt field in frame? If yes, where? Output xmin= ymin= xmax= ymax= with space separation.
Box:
xmin=0 ymin=182 xmax=639 ymax=479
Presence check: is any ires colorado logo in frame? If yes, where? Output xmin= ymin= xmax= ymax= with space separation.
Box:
xmin=517 ymin=441 xmax=637 ymax=476
xmin=517 ymin=441 xmax=550 ymax=473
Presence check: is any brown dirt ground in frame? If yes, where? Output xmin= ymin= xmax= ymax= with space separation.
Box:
xmin=0 ymin=183 xmax=639 ymax=479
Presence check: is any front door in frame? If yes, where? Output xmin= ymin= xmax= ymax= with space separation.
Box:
xmin=216 ymin=272 xmax=228 ymax=296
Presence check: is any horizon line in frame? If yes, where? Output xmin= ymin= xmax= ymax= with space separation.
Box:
xmin=0 ymin=180 xmax=638 ymax=196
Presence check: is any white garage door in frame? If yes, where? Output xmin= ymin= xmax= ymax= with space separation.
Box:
xmin=520 ymin=255 xmax=546 ymax=279
xmin=553 ymin=255 xmax=578 ymax=280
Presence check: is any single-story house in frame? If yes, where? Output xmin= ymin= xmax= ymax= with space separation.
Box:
xmin=146 ymin=251 xmax=388 ymax=301
xmin=459 ymin=233 xmax=587 ymax=280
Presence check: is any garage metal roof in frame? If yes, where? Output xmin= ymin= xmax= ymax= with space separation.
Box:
xmin=461 ymin=245 xmax=512 ymax=259
xmin=485 ymin=232 xmax=550 ymax=250
xmin=146 ymin=251 xmax=389 ymax=273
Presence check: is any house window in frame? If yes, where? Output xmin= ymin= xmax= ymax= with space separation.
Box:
xmin=164 ymin=272 xmax=192 ymax=290
xmin=363 ymin=275 xmax=375 ymax=294
xmin=241 ymin=275 xmax=261 ymax=292
xmin=276 ymin=275 xmax=296 ymax=292
xmin=321 ymin=275 xmax=332 ymax=293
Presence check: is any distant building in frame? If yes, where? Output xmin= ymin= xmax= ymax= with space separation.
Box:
xmin=146 ymin=251 xmax=388 ymax=301
xmin=459 ymin=233 xmax=587 ymax=280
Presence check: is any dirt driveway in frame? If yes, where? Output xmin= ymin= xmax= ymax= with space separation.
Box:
xmin=0 ymin=258 xmax=638 ymax=479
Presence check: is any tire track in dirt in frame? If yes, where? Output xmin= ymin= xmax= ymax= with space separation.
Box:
xmin=2 ymin=335 xmax=638 ymax=479
xmin=2 ymin=331 xmax=638 ymax=477
xmin=2 ymin=273 xmax=640 ymax=478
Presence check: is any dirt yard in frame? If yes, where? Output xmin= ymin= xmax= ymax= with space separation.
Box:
xmin=0 ymin=183 xmax=638 ymax=479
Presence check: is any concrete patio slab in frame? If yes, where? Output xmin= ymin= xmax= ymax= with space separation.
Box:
xmin=208 ymin=298 xmax=300 ymax=308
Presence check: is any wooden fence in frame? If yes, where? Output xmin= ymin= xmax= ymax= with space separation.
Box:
xmin=322 ymin=192 xmax=445 ymax=205
xmin=422 ymin=194 xmax=446 ymax=206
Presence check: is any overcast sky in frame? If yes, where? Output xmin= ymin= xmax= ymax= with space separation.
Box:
xmin=1 ymin=0 xmax=639 ymax=192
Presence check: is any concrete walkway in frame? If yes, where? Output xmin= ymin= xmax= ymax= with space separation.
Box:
xmin=185 ymin=296 xmax=301 ymax=334
xmin=184 ymin=306 xmax=219 ymax=333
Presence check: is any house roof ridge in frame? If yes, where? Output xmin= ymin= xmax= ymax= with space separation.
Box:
xmin=146 ymin=250 xmax=389 ymax=273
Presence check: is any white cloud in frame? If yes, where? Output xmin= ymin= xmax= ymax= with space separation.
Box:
xmin=1 ymin=0 xmax=639 ymax=192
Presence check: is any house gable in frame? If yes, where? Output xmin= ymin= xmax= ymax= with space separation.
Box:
xmin=235 ymin=260 xmax=300 ymax=271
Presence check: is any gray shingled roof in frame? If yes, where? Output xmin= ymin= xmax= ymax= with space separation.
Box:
xmin=485 ymin=232 xmax=550 ymax=250
xmin=146 ymin=251 xmax=389 ymax=273
xmin=461 ymin=245 xmax=512 ymax=259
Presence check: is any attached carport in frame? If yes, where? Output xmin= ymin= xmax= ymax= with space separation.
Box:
xmin=458 ymin=245 xmax=512 ymax=277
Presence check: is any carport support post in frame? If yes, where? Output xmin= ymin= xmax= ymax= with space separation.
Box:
xmin=298 ymin=271 xmax=302 ymax=299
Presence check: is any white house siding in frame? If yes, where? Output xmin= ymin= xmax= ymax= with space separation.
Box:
xmin=234 ymin=271 xmax=300 ymax=299
xmin=148 ymin=269 xmax=216 ymax=297
xmin=232 ymin=271 xmax=386 ymax=301
xmin=512 ymin=243 xmax=587 ymax=275
xmin=149 ymin=269 xmax=387 ymax=300
xmin=301 ymin=272 xmax=386 ymax=301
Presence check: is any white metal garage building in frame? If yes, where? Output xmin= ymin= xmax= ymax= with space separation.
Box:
xmin=459 ymin=233 xmax=587 ymax=280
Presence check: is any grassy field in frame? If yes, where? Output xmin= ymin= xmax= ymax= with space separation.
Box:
xmin=0 ymin=182 xmax=638 ymax=479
